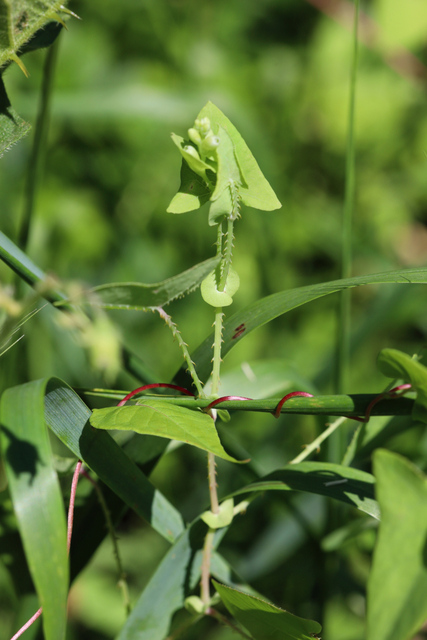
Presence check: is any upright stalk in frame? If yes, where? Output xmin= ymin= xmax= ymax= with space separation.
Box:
xmin=332 ymin=0 xmax=359 ymax=460
xmin=19 ymin=36 xmax=60 ymax=250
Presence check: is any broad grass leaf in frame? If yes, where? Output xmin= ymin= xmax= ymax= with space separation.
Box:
xmin=368 ymin=450 xmax=427 ymax=640
xmin=44 ymin=378 xmax=184 ymax=542
xmin=227 ymin=461 xmax=379 ymax=519
xmin=91 ymin=401 xmax=242 ymax=463
xmin=175 ymin=267 xmax=427 ymax=386
xmin=89 ymin=256 xmax=220 ymax=310
xmin=213 ymin=580 xmax=321 ymax=640
xmin=377 ymin=348 xmax=427 ymax=423
xmin=0 ymin=380 xmax=68 ymax=640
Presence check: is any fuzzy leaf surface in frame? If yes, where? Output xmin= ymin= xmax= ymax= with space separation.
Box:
xmin=0 ymin=75 xmax=30 ymax=156
xmin=213 ymin=581 xmax=321 ymax=640
xmin=91 ymin=401 xmax=241 ymax=463
xmin=0 ymin=0 xmax=67 ymax=67
xmin=367 ymin=450 xmax=427 ymax=640
xmin=89 ymin=256 xmax=220 ymax=309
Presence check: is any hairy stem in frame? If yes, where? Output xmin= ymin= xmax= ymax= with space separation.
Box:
xmin=200 ymin=527 xmax=215 ymax=604
xmin=155 ymin=307 xmax=204 ymax=397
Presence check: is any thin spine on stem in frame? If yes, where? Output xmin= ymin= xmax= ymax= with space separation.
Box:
xmin=154 ymin=306 xmax=204 ymax=397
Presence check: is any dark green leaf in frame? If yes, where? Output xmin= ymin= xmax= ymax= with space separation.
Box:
xmin=0 ymin=76 xmax=31 ymax=157
xmin=44 ymin=378 xmax=184 ymax=542
xmin=213 ymin=580 xmax=321 ymax=640
xmin=227 ymin=461 xmax=379 ymax=519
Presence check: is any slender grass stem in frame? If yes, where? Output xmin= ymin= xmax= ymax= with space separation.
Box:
xmin=336 ymin=0 xmax=359 ymax=393
xmin=19 ymin=36 xmax=60 ymax=250
xmin=200 ymin=527 xmax=215 ymax=604
xmin=333 ymin=0 xmax=359 ymax=462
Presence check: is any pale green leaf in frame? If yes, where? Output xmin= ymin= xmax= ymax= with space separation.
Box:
xmin=213 ymin=580 xmax=321 ymax=640
xmin=91 ymin=400 xmax=242 ymax=463
xmin=197 ymin=101 xmax=281 ymax=211
xmin=367 ymin=450 xmax=427 ymax=640
xmin=167 ymin=158 xmax=211 ymax=213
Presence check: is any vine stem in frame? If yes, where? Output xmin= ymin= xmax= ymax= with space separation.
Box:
xmin=154 ymin=307 xmax=204 ymax=397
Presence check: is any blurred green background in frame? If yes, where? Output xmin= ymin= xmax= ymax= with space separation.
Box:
xmin=1 ymin=0 xmax=427 ymax=638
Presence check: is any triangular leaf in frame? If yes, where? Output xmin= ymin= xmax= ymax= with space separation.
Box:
xmin=197 ymin=101 xmax=281 ymax=211
xmin=213 ymin=580 xmax=321 ymax=640
xmin=167 ymin=158 xmax=211 ymax=213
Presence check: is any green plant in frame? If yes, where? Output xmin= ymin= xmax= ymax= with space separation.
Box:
xmin=2 ymin=3 xmax=427 ymax=640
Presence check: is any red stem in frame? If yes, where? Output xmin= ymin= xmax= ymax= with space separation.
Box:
xmin=274 ymin=392 xmax=314 ymax=419
xmin=205 ymin=395 xmax=251 ymax=412
xmin=117 ymin=383 xmax=194 ymax=407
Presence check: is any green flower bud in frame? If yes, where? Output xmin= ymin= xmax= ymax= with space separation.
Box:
xmin=201 ymin=134 xmax=220 ymax=156
xmin=188 ymin=127 xmax=202 ymax=147
xmin=183 ymin=144 xmax=201 ymax=160
xmin=195 ymin=117 xmax=212 ymax=137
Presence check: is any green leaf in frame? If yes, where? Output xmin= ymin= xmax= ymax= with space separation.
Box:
xmin=175 ymin=267 xmax=427 ymax=386
xmin=116 ymin=521 xmax=228 ymax=640
xmin=90 ymin=401 xmax=242 ymax=463
xmin=201 ymin=498 xmax=234 ymax=529
xmin=200 ymin=267 xmax=240 ymax=307
xmin=87 ymin=256 xmax=220 ymax=310
xmin=0 ymin=0 xmax=68 ymax=69
xmin=0 ymin=380 xmax=68 ymax=640
xmin=213 ymin=580 xmax=321 ymax=640
xmin=367 ymin=450 xmax=427 ymax=640
xmin=197 ymin=102 xmax=281 ymax=211
xmin=167 ymin=158 xmax=211 ymax=213
xmin=0 ymin=75 xmax=31 ymax=157
xmin=44 ymin=378 xmax=184 ymax=542
xmin=227 ymin=461 xmax=379 ymax=520
xmin=377 ymin=348 xmax=427 ymax=423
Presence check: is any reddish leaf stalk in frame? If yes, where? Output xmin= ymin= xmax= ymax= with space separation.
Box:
xmin=205 ymin=395 xmax=251 ymax=411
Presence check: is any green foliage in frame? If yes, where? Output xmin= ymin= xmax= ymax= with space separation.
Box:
xmin=2 ymin=2 xmax=427 ymax=640
xmin=368 ymin=450 xmax=427 ymax=640
xmin=213 ymin=580 xmax=321 ymax=640
xmin=91 ymin=401 xmax=242 ymax=463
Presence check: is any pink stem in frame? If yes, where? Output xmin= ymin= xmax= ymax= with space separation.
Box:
xmin=350 ymin=384 xmax=412 ymax=423
xmin=10 ymin=460 xmax=83 ymax=640
xmin=274 ymin=392 xmax=314 ymax=419
xmin=117 ymin=383 xmax=194 ymax=407
xmin=205 ymin=396 xmax=251 ymax=412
